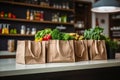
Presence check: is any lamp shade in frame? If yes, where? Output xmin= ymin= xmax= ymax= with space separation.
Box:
xmin=91 ymin=0 xmax=120 ymax=13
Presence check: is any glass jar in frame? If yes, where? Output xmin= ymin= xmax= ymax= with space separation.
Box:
xmin=31 ymin=28 xmax=36 ymax=35
xmin=61 ymin=15 xmax=67 ymax=23
xmin=20 ymin=25 xmax=26 ymax=34
xmin=76 ymin=21 xmax=84 ymax=28
xmin=8 ymin=39 xmax=15 ymax=52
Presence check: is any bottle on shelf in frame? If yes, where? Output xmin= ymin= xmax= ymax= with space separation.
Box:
xmin=13 ymin=28 xmax=17 ymax=34
xmin=40 ymin=11 xmax=44 ymax=21
xmin=45 ymin=0 xmax=50 ymax=6
xmin=2 ymin=24 xmax=6 ymax=34
xmin=6 ymin=24 xmax=10 ymax=34
xmin=8 ymin=12 xmax=12 ymax=18
xmin=20 ymin=25 xmax=26 ymax=34
xmin=66 ymin=2 xmax=69 ymax=9
xmin=62 ymin=3 xmax=66 ymax=9
xmin=56 ymin=13 xmax=61 ymax=22
xmin=61 ymin=14 xmax=67 ymax=23
xmin=10 ymin=28 xmax=17 ymax=34
xmin=2 ymin=24 xmax=9 ymax=34
xmin=26 ymin=28 xmax=30 ymax=35
xmin=34 ymin=10 xmax=37 ymax=20
xmin=52 ymin=13 xmax=59 ymax=22
xmin=38 ymin=11 xmax=41 ymax=20
xmin=40 ymin=0 xmax=49 ymax=6
xmin=30 ymin=10 xmax=34 ymax=20
xmin=26 ymin=9 xmax=30 ymax=20
xmin=58 ymin=16 xmax=61 ymax=22
xmin=58 ymin=3 xmax=62 ymax=9
xmin=0 ymin=11 xmax=4 ymax=18
xmin=53 ymin=3 xmax=56 ymax=8
xmin=4 ymin=13 xmax=8 ymax=18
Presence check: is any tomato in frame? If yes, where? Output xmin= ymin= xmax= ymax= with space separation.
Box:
xmin=43 ymin=34 xmax=51 ymax=41
xmin=46 ymin=34 xmax=51 ymax=40
xmin=12 ymin=14 xmax=16 ymax=18
xmin=43 ymin=36 xmax=47 ymax=40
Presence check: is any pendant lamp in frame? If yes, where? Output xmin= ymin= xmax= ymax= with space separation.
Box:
xmin=91 ymin=0 xmax=120 ymax=13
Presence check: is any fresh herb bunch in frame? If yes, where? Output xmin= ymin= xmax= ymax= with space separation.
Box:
xmin=50 ymin=29 xmax=62 ymax=40
xmin=51 ymin=29 xmax=74 ymax=40
xmin=84 ymin=27 xmax=105 ymax=40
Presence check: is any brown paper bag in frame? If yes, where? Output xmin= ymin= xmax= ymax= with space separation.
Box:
xmin=88 ymin=40 xmax=107 ymax=60
xmin=16 ymin=40 xmax=46 ymax=64
xmin=47 ymin=40 xmax=75 ymax=63
xmin=74 ymin=40 xmax=89 ymax=61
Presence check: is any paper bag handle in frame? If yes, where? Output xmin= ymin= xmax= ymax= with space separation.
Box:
xmin=28 ymin=41 xmax=42 ymax=59
xmin=94 ymin=40 xmax=105 ymax=55
xmin=56 ymin=40 xmax=72 ymax=58
xmin=95 ymin=40 xmax=99 ymax=54
xmin=76 ymin=40 xmax=85 ymax=57
xmin=99 ymin=40 xmax=104 ymax=55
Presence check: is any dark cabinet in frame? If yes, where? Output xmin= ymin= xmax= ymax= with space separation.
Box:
xmin=109 ymin=12 xmax=120 ymax=40
xmin=109 ymin=12 xmax=120 ymax=52
xmin=74 ymin=0 xmax=92 ymax=35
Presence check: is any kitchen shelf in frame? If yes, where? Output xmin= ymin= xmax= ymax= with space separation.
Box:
xmin=0 ymin=51 xmax=16 ymax=59
xmin=109 ymin=12 xmax=120 ymax=40
xmin=0 ymin=0 xmax=75 ymax=52
xmin=110 ymin=29 xmax=120 ymax=31
xmin=74 ymin=27 xmax=86 ymax=30
xmin=0 ymin=18 xmax=74 ymax=26
xmin=0 ymin=34 xmax=35 ymax=37
xmin=0 ymin=1 xmax=74 ymax=12
xmin=112 ymin=18 xmax=120 ymax=20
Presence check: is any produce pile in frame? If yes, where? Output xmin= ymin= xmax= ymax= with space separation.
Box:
xmin=35 ymin=27 xmax=106 ymax=42
xmin=35 ymin=28 xmax=84 ymax=41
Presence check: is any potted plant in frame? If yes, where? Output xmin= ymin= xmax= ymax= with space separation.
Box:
xmin=105 ymin=38 xmax=119 ymax=59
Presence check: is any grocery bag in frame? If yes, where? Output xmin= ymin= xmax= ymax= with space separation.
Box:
xmin=88 ymin=40 xmax=107 ymax=60
xmin=74 ymin=40 xmax=89 ymax=61
xmin=16 ymin=40 xmax=46 ymax=64
xmin=47 ymin=40 xmax=75 ymax=63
